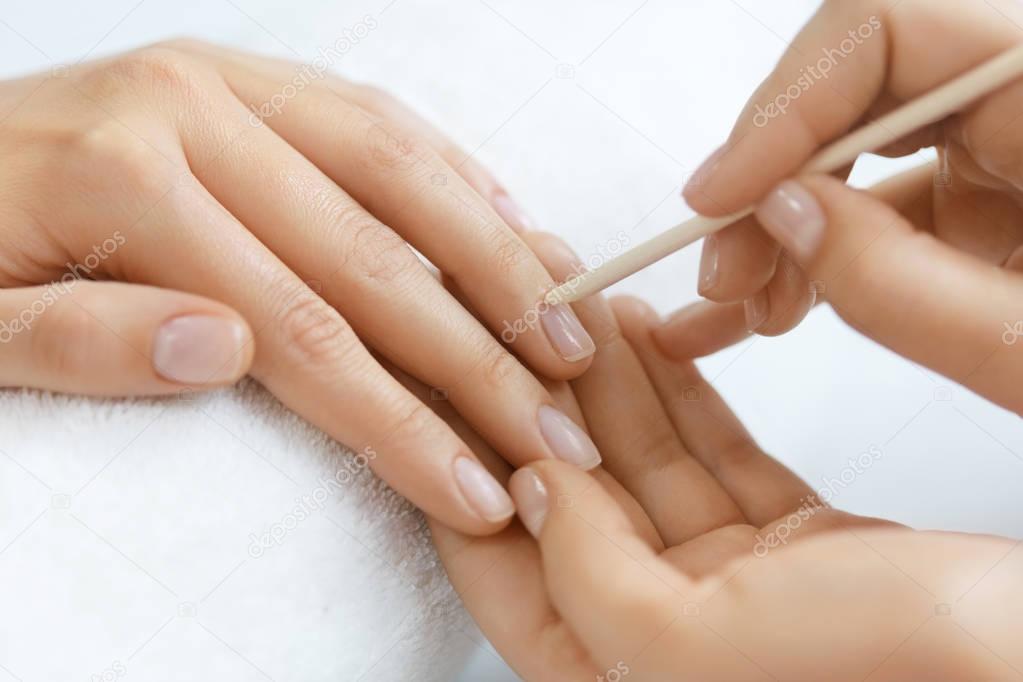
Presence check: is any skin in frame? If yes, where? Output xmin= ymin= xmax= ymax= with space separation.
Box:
xmin=661 ymin=0 xmax=1023 ymax=415
xmin=417 ymin=232 xmax=1022 ymax=681
xmin=0 ymin=40 xmax=600 ymax=535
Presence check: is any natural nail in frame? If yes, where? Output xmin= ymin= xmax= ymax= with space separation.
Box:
xmin=509 ymin=468 xmax=548 ymax=538
xmin=153 ymin=315 xmax=247 ymax=385
xmin=698 ymin=234 xmax=720 ymax=294
xmin=541 ymin=303 xmax=595 ymax=362
xmin=755 ymin=180 xmax=826 ymax=261
xmin=493 ymin=190 xmax=536 ymax=233
xmin=684 ymin=144 xmax=727 ymax=196
xmin=744 ymin=290 xmax=770 ymax=331
xmin=453 ymin=457 xmax=514 ymax=523
xmin=538 ymin=405 xmax=601 ymax=470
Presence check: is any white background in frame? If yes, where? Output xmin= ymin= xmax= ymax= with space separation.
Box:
xmin=1 ymin=1 xmax=1020 ymax=680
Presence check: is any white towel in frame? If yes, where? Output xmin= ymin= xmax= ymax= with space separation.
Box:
xmin=0 ymin=379 xmax=475 ymax=682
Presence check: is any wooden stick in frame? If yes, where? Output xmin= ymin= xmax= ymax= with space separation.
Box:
xmin=545 ymin=43 xmax=1023 ymax=305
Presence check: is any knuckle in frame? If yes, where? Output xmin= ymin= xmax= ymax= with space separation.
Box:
xmin=363 ymin=122 xmax=429 ymax=174
xmin=31 ymin=298 xmax=96 ymax=378
xmin=274 ymin=287 xmax=358 ymax=366
xmin=79 ymin=46 xmax=204 ymax=102
xmin=474 ymin=343 xmax=522 ymax=391
xmin=488 ymin=236 xmax=532 ymax=278
xmin=66 ymin=120 xmax=172 ymax=198
xmin=384 ymin=400 xmax=437 ymax=442
xmin=339 ymin=215 xmax=420 ymax=287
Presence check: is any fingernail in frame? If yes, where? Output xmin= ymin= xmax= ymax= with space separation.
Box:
xmin=538 ymin=405 xmax=601 ymax=470
xmin=698 ymin=235 xmax=720 ymax=295
xmin=153 ymin=315 xmax=247 ymax=384
xmin=541 ymin=303 xmax=595 ymax=362
xmin=744 ymin=290 xmax=770 ymax=331
xmin=509 ymin=468 xmax=548 ymax=538
xmin=684 ymin=145 xmax=727 ymax=196
xmin=755 ymin=180 xmax=826 ymax=261
xmin=493 ymin=190 xmax=535 ymax=233
xmin=454 ymin=457 xmax=515 ymax=523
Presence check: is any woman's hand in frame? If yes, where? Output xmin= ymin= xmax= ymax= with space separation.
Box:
xmin=0 ymin=40 xmax=601 ymax=534
xmin=420 ymin=233 xmax=1022 ymax=680
xmin=659 ymin=0 xmax=1023 ymax=414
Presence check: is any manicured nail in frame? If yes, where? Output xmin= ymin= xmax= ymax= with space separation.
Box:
xmin=684 ymin=144 xmax=727 ymax=196
xmin=509 ymin=468 xmax=548 ymax=538
xmin=744 ymin=290 xmax=770 ymax=331
xmin=698 ymin=234 xmax=720 ymax=294
xmin=755 ymin=180 xmax=826 ymax=261
xmin=153 ymin=315 xmax=247 ymax=384
xmin=538 ymin=405 xmax=601 ymax=470
xmin=541 ymin=303 xmax=595 ymax=362
xmin=493 ymin=190 xmax=536 ymax=233
xmin=453 ymin=457 xmax=514 ymax=523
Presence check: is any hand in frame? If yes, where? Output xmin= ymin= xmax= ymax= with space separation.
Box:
xmin=417 ymin=233 xmax=1021 ymax=680
xmin=0 ymin=40 xmax=602 ymax=534
xmin=660 ymin=0 xmax=1023 ymax=414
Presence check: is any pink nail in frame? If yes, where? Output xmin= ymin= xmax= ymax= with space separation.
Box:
xmin=698 ymin=234 xmax=720 ymax=295
xmin=540 ymin=303 xmax=595 ymax=362
xmin=153 ymin=315 xmax=247 ymax=385
xmin=492 ymin=190 xmax=536 ymax=233
xmin=453 ymin=457 xmax=514 ymax=523
xmin=538 ymin=405 xmax=601 ymax=470
xmin=744 ymin=290 xmax=770 ymax=331
xmin=509 ymin=468 xmax=548 ymax=538
xmin=684 ymin=145 xmax=727 ymax=196
xmin=755 ymin=180 xmax=826 ymax=261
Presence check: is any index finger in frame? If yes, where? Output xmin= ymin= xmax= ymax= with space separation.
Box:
xmin=684 ymin=0 xmax=1023 ymax=215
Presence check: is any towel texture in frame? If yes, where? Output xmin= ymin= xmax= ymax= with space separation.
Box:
xmin=0 ymin=379 xmax=474 ymax=682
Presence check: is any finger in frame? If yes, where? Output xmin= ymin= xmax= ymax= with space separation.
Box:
xmin=509 ymin=460 xmax=688 ymax=670
xmin=756 ymin=172 xmax=1023 ymax=414
xmin=0 ymin=280 xmax=251 ymax=395
xmin=179 ymin=91 xmax=602 ymax=475
xmin=612 ymin=296 xmax=817 ymax=526
xmin=522 ymin=231 xmax=745 ymax=545
xmin=652 ymin=300 xmax=750 ymax=359
xmin=744 ymin=252 xmax=817 ymax=337
xmin=162 ymin=39 xmax=534 ymax=229
xmin=697 ymin=217 xmax=780 ymax=302
xmin=337 ymin=84 xmax=538 ymax=233
xmin=196 ymin=48 xmax=595 ymax=378
xmin=108 ymin=161 xmax=513 ymax=535
xmin=683 ymin=0 xmax=1023 ymax=215
xmin=390 ymin=361 xmax=653 ymax=682
xmin=683 ymin=1 xmax=1023 ymax=319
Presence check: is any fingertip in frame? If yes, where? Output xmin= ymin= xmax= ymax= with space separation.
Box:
xmin=453 ymin=456 xmax=516 ymax=530
xmin=152 ymin=311 xmax=253 ymax=387
xmin=652 ymin=300 xmax=751 ymax=360
xmin=607 ymin=295 xmax=659 ymax=327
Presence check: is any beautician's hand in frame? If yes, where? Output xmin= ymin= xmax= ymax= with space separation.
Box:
xmin=420 ymin=235 xmax=1022 ymax=680
xmin=0 ymin=40 xmax=600 ymax=534
xmin=663 ymin=0 xmax=1023 ymax=414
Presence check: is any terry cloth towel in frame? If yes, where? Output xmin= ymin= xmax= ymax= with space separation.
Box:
xmin=0 ymin=378 xmax=476 ymax=682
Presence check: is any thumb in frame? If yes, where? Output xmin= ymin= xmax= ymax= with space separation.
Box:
xmin=508 ymin=461 xmax=687 ymax=669
xmin=754 ymin=174 xmax=1023 ymax=412
xmin=0 ymin=280 xmax=253 ymax=396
